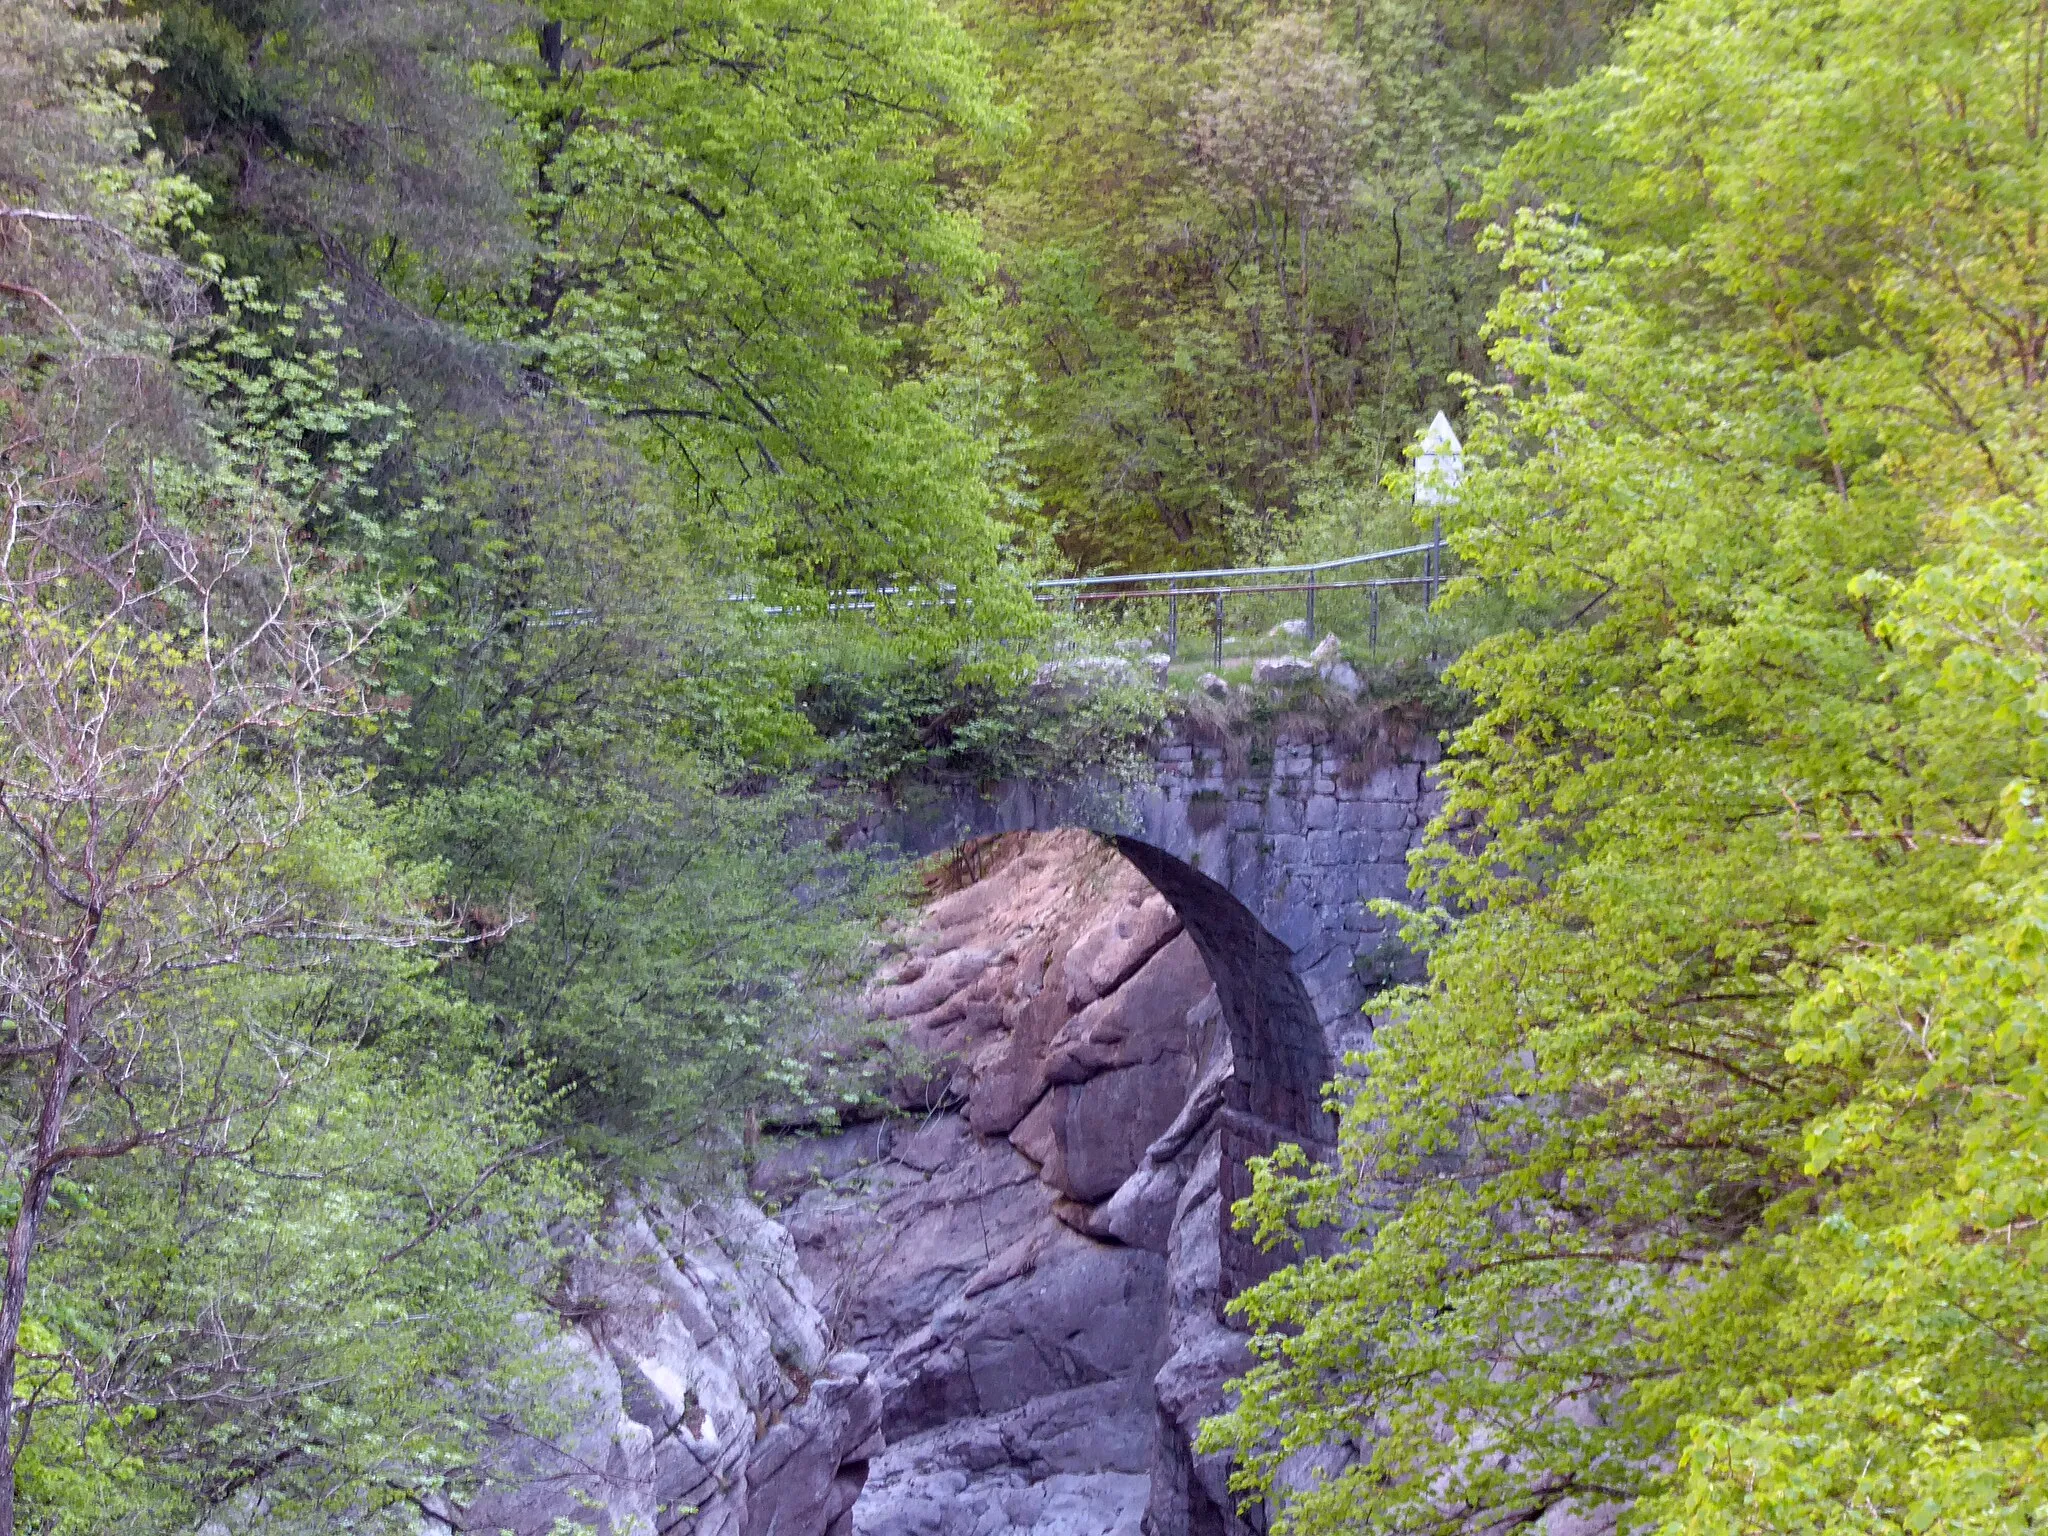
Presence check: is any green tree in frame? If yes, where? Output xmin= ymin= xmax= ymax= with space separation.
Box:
xmin=1201 ymin=0 xmax=2048 ymax=1528
xmin=468 ymin=0 xmax=1029 ymax=610
xmin=1 ymin=24 xmax=582 ymax=1523
xmin=136 ymin=0 xmax=529 ymax=311
xmin=119 ymin=0 xmax=1044 ymax=1167
xmin=953 ymin=0 xmax=1621 ymax=571
xmin=341 ymin=404 xmax=898 ymax=1167
xmin=0 ymin=301 xmax=573 ymax=1536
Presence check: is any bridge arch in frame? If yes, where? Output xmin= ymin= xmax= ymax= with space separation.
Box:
xmin=1101 ymin=835 xmax=1335 ymax=1303
xmin=856 ymin=725 xmax=1437 ymax=1293
xmin=1107 ymin=835 xmax=1330 ymax=1149
xmin=859 ymin=726 xmax=1437 ymax=1055
xmin=906 ymin=822 xmax=1342 ymax=1297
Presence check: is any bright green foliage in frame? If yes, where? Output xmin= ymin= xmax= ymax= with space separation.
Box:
xmin=0 ymin=399 xmax=577 ymax=1533
xmin=1202 ymin=0 xmax=2048 ymax=1528
xmin=473 ymin=0 xmax=1030 ymax=609
xmin=15 ymin=995 xmax=580 ymax=1535
xmin=2 ymin=33 xmax=583 ymax=1524
xmin=355 ymin=410 xmax=903 ymax=1165
xmin=138 ymin=0 xmax=1035 ymax=624
xmin=127 ymin=0 xmax=1047 ymax=1170
xmin=0 ymin=0 xmax=212 ymax=370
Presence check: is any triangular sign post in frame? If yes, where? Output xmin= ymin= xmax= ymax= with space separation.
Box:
xmin=1414 ymin=412 xmax=1462 ymax=605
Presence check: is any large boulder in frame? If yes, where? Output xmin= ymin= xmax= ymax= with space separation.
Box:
xmin=854 ymin=1381 xmax=1155 ymax=1536
xmin=746 ymin=1352 xmax=883 ymax=1536
xmin=1251 ymin=655 xmax=1316 ymax=686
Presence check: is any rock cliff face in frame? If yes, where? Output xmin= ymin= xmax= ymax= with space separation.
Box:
xmin=765 ymin=830 xmax=1252 ymax=1536
xmin=437 ymin=725 xmax=1441 ymax=1536
xmin=426 ymin=1194 xmax=880 ymax=1536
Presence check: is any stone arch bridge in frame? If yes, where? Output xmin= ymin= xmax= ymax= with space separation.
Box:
xmin=452 ymin=719 xmax=1450 ymax=1536
xmin=859 ymin=722 xmax=1442 ymax=1295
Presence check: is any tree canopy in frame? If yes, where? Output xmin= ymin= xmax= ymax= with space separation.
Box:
xmin=1203 ymin=0 xmax=2048 ymax=1528
xmin=13 ymin=0 xmax=2046 ymax=1528
xmin=950 ymin=0 xmax=1624 ymax=570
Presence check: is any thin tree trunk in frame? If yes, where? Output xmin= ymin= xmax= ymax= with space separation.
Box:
xmin=0 ymin=917 xmax=96 ymax=1536
xmin=1299 ymin=217 xmax=1321 ymax=452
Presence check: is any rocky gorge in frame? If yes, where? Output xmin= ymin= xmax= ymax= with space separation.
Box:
xmin=428 ymin=718 xmax=1442 ymax=1536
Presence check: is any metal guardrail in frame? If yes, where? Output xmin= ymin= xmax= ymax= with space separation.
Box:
xmin=1030 ymin=536 xmax=1448 ymax=667
xmin=722 ymin=420 xmax=1464 ymax=666
xmin=721 ymin=532 xmax=1452 ymax=667
xmin=1030 ymin=541 xmax=1440 ymax=590
xmin=1028 ymin=412 xmax=1464 ymax=665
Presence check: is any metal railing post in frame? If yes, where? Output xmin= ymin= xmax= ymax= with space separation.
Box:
xmin=1305 ymin=568 xmax=1317 ymax=642
xmin=1167 ymin=589 xmax=1179 ymax=659
xmin=1212 ymin=591 xmax=1224 ymax=668
xmin=1429 ymin=509 xmax=1443 ymax=607
xmin=1370 ymin=583 xmax=1380 ymax=655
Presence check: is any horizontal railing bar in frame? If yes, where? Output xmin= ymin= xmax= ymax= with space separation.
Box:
xmin=1030 ymin=543 xmax=1438 ymax=590
xmin=728 ymin=541 xmax=1444 ymax=608
xmin=756 ymin=574 xmax=1430 ymax=615
xmin=1036 ymin=576 xmax=1432 ymax=603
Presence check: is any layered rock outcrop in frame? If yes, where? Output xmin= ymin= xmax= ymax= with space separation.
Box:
xmin=443 ymin=711 xmax=1442 ymax=1535
xmin=427 ymin=1199 xmax=881 ymax=1536
xmin=763 ymin=831 xmax=1276 ymax=1536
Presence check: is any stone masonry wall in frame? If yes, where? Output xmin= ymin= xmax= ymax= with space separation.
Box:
xmin=865 ymin=716 xmax=1443 ymax=1063
xmin=1131 ymin=732 xmax=1440 ymax=1055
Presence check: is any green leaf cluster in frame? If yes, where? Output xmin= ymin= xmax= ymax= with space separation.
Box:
xmin=1202 ymin=0 xmax=2048 ymax=1529
xmin=800 ymin=631 xmax=1169 ymax=793
xmin=465 ymin=0 xmax=1032 ymax=611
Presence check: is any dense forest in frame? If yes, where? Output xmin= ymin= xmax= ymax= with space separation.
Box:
xmin=0 ymin=0 xmax=2043 ymax=1529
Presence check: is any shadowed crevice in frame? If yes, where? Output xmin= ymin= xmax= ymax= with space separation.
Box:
xmin=1108 ymin=837 xmax=1336 ymax=1302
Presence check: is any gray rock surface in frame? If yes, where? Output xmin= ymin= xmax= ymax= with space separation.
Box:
xmin=1251 ymin=655 xmax=1316 ymax=685
xmin=773 ymin=785 xmax=1430 ymax=1534
xmin=428 ymin=1200 xmax=878 ymax=1536
xmin=856 ymin=1381 xmax=1154 ymax=1536
xmin=747 ymin=1352 xmax=883 ymax=1536
xmin=763 ymin=834 xmax=1266 ymax=1536
xmin=1319 ymin=658 xmax=1363 ymax=696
